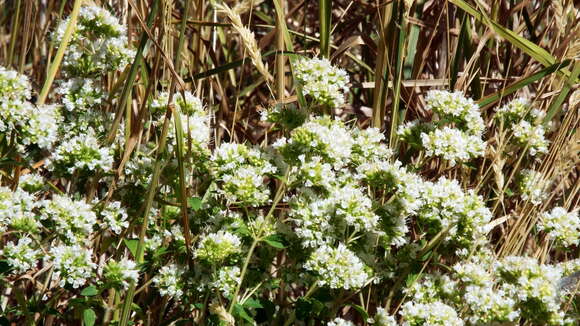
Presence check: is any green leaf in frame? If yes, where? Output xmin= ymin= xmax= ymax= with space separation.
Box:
xmin=296 ymin=297 xmax=325 ymax=320
xmin=83 ymin=308 xmax=96 ymax=326
xmin=188 ymin=197 xmax=202 ymax=211
xmin=243 ymin=298 xmax=263 ymax=309
xmin=80 ymin=286 xmax=98 ymax=297
xmin=263 ymin=235 xmax=286 ymax=249
xmin=233 ymin=303 xmax=254 ymax=323
xmin=0 ymin=260 xmax=11 ymax=275
xmin=347 ymin=304 xmax=369 ymax=321
xmin=124 ymin=239 xmax=139 ymax=258
xmin=505 ymin=188 xmax=515 ymax=197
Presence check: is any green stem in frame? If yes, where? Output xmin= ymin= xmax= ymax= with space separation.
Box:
xmin=227 ymin=239 xmax=259 ymax=314
xmin=107 ymin=0 xmax=161 ymax=144
xmin=37 ymin=0 xmax=83 ymax=106
xmin=319 ymin=0 xmax=331 ymax=58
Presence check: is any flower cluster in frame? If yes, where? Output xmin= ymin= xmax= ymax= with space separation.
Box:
xmin=417 ymin=177 xmax=492 ymax=248
xmin=293 ymin=57 xmax=349 ymax=107
xmin=195 ymin=230 xmax=242 ymax=264
xmin=0 ymin=67 xmax=61 ymax=151
xmin=518 ymin=169 xmax=549 ymax=205
xmin=0 ymin=187 xmax=39 ymax=233
xmin=150 ymin=91 xmax=211 ymax=151
xmin=538 ymin=207 xmax=579 ymax=247
xmin=372 ymin=308 xmax=398 ymax=326
xmin=211 ymin=266 xmax=241 ymax=297
xmin=98 ymin=201 xmax=129 ymax=235
xmin=420 ymin=127 xmax=485 ymax=166
xmin=0 ymin=65 xmax=31 ymax=100
xmin=210 ymin=143 xmax=276 ymax=206
xmin=47 ymin=128 xmax=114 ymax=175
xmin=496 ymin=98 xmax=548 ymax=156
xmin=275 ymin=116 xmax=354 ymax=169
xmin=495 ymin=256 xmax=571 ymax=325
xmin=18 ymin=173 xmax=45 ymax=193
xmin=55 ymin=78 xmax=106 ymax=112
xmin=152 ymin=264 xmax=187 ymax=298
xmin=425 ymin=90 xmax=485 ymax=134
xmin=512 ymin=120 xmax=549 ymax=156
xmin=399 ymin=301 xmax=464 ymax=326
xmin=40 ymin=195 xmax=97 ymax=244
xmin=327 ymin=318 xmax=356 ymax=326
xmin=48 ymin=244 xmax=96 ymax=288
xmin=53 ymin=5 xmax=134 ymax=76
xmin=400 ymin=250 xmax=576 ymax=325
xmin=304 ymin=243 xmax=370 ymax=290
xmin=289 ymin=181 xmax=379 ymax=248
xmin=102 ymin=258 xmax=140 ymax=290
xmin=1 ymin=237 xmax=40 ymax=274
xmin=399 ymin=91 xmax=486 ymax=166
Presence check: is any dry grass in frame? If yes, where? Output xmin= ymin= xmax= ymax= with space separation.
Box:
xmin=0 ymin=0 xmax=578 ymax=324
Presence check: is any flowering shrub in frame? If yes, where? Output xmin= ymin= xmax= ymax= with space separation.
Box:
xmin=0 ymin=2 xmax=578 ymax=326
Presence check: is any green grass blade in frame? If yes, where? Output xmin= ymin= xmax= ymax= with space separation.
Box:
xmin=319 ymin=0 xmax=331 ymax=58
xmin=389 ymin=1 xmax=407 ymax=148
xmin=477 ymin=60 xmax=571 ymax=108
xmin=544 ymin=60 xmax=580 ymax=124
xmin=107 ymin=0 xmax=161 ymax=143
xmin=37 ymin=0 xmax=83 ymax=106
xmin=450 ymin=0 xmax=571 ymax=78
xmin=273 ymin=0 xmax=307 ymax=108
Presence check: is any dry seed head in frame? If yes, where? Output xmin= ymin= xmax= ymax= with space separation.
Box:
xmin=233 ymin=0 xmax=265 ymax=15
xmin=215 ymin=2 xmax=273 ymax=82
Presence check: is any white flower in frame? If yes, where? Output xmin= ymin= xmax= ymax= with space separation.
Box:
xmin=425 ymin=90 xmax=484 ymax=135
xmin=418 ymin=177 xmax=492 ymax=247
xmin=0 ymin=99 xmax=61 ymax=151
xmin=211 ymin=143 xmax=276 ymax=206
xmin=496 ymin=97 xmax=531 ymax=122
xmin=518 ymin=169 xmax=548 ymax=205
xmin=0 ymin=65 xmax=31 ymax=101
xmin=195 ymin=230 xmax=242 ymax=263
xmin=150 ymin=91 xmax=211 ymax=150
xmin=99 ymin=201 xmax=129 ymax=235
xmin=0 ymin=187 xmax=40 ymax=233
xmin=153 ymin=264 xmax=186 ymax=298
xmin=327 ymin=318 xmax=356 ymax=326
xmin=278 ymin=116 xmax=354 ymax=169
xmin=40 ymin=195 xmax=97 ymax=243
xmin=495 ymin=256 xmax=565 ymax=324
xmin=420 ymin=127 xmax=485 ymax=166
xmin=372 ymin=308 xmax=398 ymax=326
xmin=293 ymin=57 xmax=349 ymax=107
xmin=1 ymin=237 xmax=40 ymax=274
xmin=512 ymin=120 xmax=549 ymax=156
xmin=18 ymin=173 xmax=45 ymax=193
xmin=211 ymin=266 xmax=241 ymax=297
xmin=304 ymin=243 xmax=370 ymax=290
xmin=400 ymin=301 xmax=463 ymax=326
xmin=48 ymin=244 xmax=96 ymax=289
xmin=538 ymin=207 xmax=579 ymax=247
xmin=103 ymin=258 xmax=140 ymax=290
xmin=47 ymin=128 xmax=114 ymax=175
xmin=55 ymin=78 xmax=105 ymax=111
xmin=463 ymin=284 xmax=519 ymax=324
xmin=53 ymin=4 xmax=134 ymax=76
